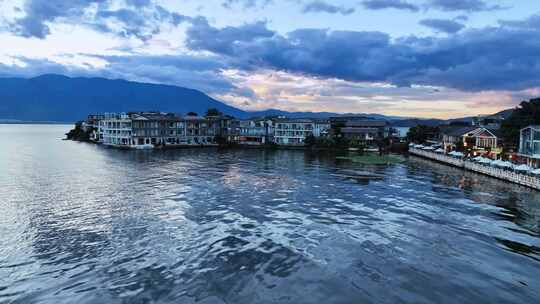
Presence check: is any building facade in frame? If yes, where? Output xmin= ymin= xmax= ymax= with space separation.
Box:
xmin=519 ymin=125 xmax=540 ymax=168
xmin=442 ymin=126 xmax=502 ymax=157
xmin=237 ymin=119 xmax=273 ymax=145
xmin=330 ymin=117 xmax=387 ymax=145
xmin=273 ymin=119 xmax=315 ymax=146
xmin=312 ymin=119 xmax=331 ymax=138
xmin=99 ymin=113 xmax=134 ymax=147
xmin=95 ymin=112 xmax=223 ymax=148
xmin=85 ymin=112 xmax=346 ymax=148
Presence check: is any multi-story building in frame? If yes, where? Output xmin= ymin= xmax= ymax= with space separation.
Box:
xmin=99 ymin=113 xmax=134 ymax=147
xmin=273 ymin=118 xmax=314 ymax=145
xmin=84 ymin=112 xmax=352 ymax=148
xmin=330 ymin=117 xmax=387 ymax=144
xmin=237 ymin=118 xmax=274 ymax=145
xmin=130 ymin=112 xmax=184 ymax=146
xmin=312 ymin=119 xmax=330 ymax=137
xmin=94 ymin=112 xmax=223 ymax=148
xmin=518 ymin=125 xmax=540 ymax=168
xmin=182 ymin=115 xmax=219 ymax=145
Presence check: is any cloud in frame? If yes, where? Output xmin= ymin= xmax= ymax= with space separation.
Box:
xmin=427 ymin=0 xmax=506 ymax=12
xmin=302 ymin=1 xmax=355 ymax=15
xmin=499 ymin=14 xmax=540 ymax=29
xmin=222 ymin=0 xmax=272 ymax=9
xmin=8 ymin=0 xmax=106 ymax=38
xmin=360 ymin=0 xmax=419 ymax=12
xmin=93 ymin=6 xmax=190 ymax=40
xmin=184 ymin=15 xmax=540 ymax=92
xmin=186 ymin=18 xmax=275 ymax=57
xmin=214 ymin=69 xmax=523 ymax=118
xmin=0 ymin=54 xmax=246 ymax=96
xmin=7 ymin=0 xmax=188 ymax=40
xmin=419 ymin=18 xmax=465 ymax=34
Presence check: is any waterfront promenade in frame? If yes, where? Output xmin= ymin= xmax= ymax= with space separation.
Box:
xmin=410 ymin=147 xmax=540 ymax=190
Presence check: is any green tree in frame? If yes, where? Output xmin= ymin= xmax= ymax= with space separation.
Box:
xmin=407 ymin=125 xmax=440 ymax=144
xmin=304 ymin=134 xmax=316 ymax=147
xmin=205 ymin=108 xmax=222 ymax=117
xmin=501 ymin=98 xmax=540 ymax=148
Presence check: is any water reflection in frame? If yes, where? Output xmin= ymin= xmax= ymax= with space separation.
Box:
xmin=1 ymin=125 xmax=540 ymax=303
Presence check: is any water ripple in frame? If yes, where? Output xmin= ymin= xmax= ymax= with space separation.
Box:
xmin=1 ymin=125 xmax=540 ymax=303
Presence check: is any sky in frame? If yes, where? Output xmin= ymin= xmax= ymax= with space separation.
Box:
xmin=0 ymin=0 xmax=539 ymax=119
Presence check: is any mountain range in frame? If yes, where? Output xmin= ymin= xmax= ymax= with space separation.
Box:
xmin=0 ymin=74 xmax=511 ymax=125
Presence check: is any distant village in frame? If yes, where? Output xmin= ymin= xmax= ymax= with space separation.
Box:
xmin=67 ymin=98 xmax=540 ymax=173
xmin=408 ymin=110 xmax=540 ymax=170
xmin=68 ymin=109 xmax=404 ymax=151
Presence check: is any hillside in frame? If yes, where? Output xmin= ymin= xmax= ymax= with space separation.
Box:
xmin=0 ymin=74 xmax=247 ymax=122
xmin=0 ymin=74 xmax=513 ymax=124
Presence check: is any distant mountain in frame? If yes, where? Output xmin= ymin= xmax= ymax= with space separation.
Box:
xmin=0 ymin=74 xmax=513 ymax=124
xmin=389 ymin=118 xmax=446 ymax=127
xmin=0 ymin=74 xmax=403 ymax=122
xmin=249 ymin=109 xmax=403 ymax=120
xmin=0 ymin=74 xmax=247 ymax=122
xmin=493 ymin=108 xmax=514 ymax=119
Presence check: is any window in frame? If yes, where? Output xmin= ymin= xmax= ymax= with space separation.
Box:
xmin=534 ymin=130 xmax=540 ymax=141
xmin=534 ymin=142 xmax=540 ymax=155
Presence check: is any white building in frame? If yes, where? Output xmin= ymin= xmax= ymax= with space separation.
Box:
xmin=96 ymin=112 xmax=213 ymax=148
xmin=273 ymin=119 xmax=315 ymax=145
xmin=519 ymin=125 xmax=540 ymax=168
xmin=98 ymin=113 xmax=133 ymax=147
xmin=238 ymin=119 xmax=274 ymax=145
xmin=312 ymin=119 xmax=330 ymax=137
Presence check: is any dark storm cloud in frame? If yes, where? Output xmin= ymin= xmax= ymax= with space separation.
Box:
xmin=360 ymin=0 xmax=420 ymax=12
xmin=419 ymin=18 xmax=465 ymax=33
xmin=186 ymin=18 xmax=275 ymax=56
xmin=427 ymin=0 xmax=506 ymax=12
xmin=302 ymin=1 xmax=355 ymax=15
xmin=94 ymin=54 xmax=240 ymax=94
xmin=8 ymin=0 xmax=188 ymax=40
xmin=184 ymin=16 xmax=540 ymax=92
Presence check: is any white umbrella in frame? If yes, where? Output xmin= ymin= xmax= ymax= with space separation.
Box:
xmin=491 ymin=160 xmax=503 ymax=167
xmin=494 ymin=160 xmax=513 ymax=168
xmin=502 ymin=161 xmax=514 ymax=168
xmin=478 ymin=158 xmax=493 ymax=164
xmin=513 ymin=164 xmax=533 ymax=172
xmin=435 ymin=148 xmax=445 ymax=153
xmin=473 ymin=156 xmax=483 ymax=161
xmin=409 ymin=143 xmax=415 ymax=147
xmin=414 ymin=144 xmax=424 ymax=148
xmin=423 ymin=146 xmax=435 ymax=150
xmin=531 ymin=169 xmax=540 ymax=175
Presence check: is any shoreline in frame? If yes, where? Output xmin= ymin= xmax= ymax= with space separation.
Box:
xmin=409 ymin=147 xmax=540 ymax=191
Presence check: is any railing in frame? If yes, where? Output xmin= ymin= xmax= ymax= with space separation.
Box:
xmin=409 ymin=148 xmax=540 ymax=190
xmin=409 ymin=148 xmax=464 ymax=167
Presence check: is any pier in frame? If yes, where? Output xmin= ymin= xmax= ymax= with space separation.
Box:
xmin=409 ymin=147 xmax=540 ymax=191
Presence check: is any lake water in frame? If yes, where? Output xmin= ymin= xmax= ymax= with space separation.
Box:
xmin=1 ymin=124 xmax=540 ymax=304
